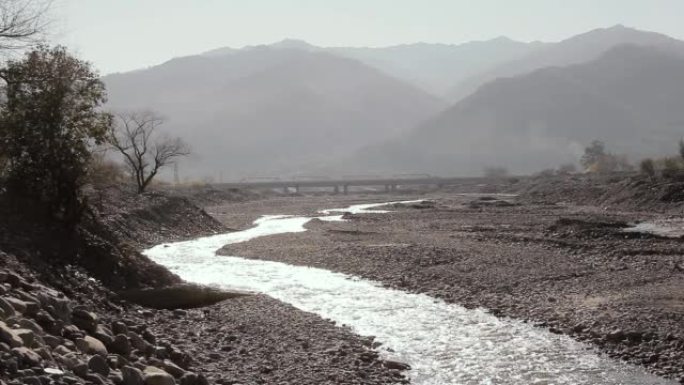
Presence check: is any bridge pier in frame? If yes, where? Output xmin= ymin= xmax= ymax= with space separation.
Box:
xmin=283 ymin=186 xmax=289 ymax=194
xmin=343 ymin=184 xmax=348 ymax=195
xmin=334 ymin=185 xmax=340 ymax=194
xmin=295 ymin=185 xmax=300 ymax=194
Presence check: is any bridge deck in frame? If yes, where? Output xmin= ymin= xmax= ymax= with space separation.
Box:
xmin=213 ymin=177 xmax=482 ymax=189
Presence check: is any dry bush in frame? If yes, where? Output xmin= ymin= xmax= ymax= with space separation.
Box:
xmin=639 ymin=158 xmax=656 ymax=179
xmin=86 ymin=152 xmax=125 ymax=187
xmin=660 ymin=157 xmax=682 ymax=179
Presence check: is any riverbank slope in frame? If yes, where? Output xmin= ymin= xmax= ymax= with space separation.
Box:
xmin=0 ymin=185 xmax=408 ymax=385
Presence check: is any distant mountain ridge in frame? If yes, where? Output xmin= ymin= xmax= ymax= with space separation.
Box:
xmin=104 ymin=26 xmax=684 ymax=179
xmin=203 ymin=38 xmax=545 ymax=97
xmin=103 ymin=47 xmax=445 ymax=180
xmin=344 ymin=44 xmax=684 ymax=176
xmin=448 ymin=25 xmax=684 ymax=101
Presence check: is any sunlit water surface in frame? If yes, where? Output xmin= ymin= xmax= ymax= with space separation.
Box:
xmin=624 ymin=220 xmax=684 ymax=238
xmin=145 ymin=201 xmax=674 ymax=385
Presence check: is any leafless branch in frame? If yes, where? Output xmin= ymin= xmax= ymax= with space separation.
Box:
xmin=107 ymin=111 xmax=190 ymax=193
xmin=0 ymin=0 xmax=51 ymax=50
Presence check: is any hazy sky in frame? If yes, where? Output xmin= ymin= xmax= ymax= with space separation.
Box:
xmin=53 ymin=0 xmax=684 ymax=75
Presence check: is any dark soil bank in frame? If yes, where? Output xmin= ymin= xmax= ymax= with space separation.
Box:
xmin=0 ymin=186 xmax=407 ymax=384
xmin=221 ymin=193 xmax=684 ymax=383
xmin=516 ymin=173 xmax=684 ymax=213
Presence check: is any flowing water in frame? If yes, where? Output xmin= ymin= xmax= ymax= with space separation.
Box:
xmin=624 ymin=220 xmax=684 ymax=238
xmin=144 ymin=201 xmax=675 ymax=385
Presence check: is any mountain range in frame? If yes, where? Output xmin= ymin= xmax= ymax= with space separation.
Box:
xmin=202 ymin=37 xmax=544 ymax=98
xmin=103 ymin=25 xmax=684 ymax=180
xmin=448 ymin=24 xmax=684 ymax=101
xmin=345 ymin=44 xmax=684 ymax=176
xmin=104 ymin=48 xmax=444 ymax=180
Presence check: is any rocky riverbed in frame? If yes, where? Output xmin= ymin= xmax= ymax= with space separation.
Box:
xmin=0 ymin=187 xmax=408 ymax=385
xmin=217 ymin=193 xmax=684 ymax=383
xmin=0 ymin=252 xmax=208 ymax=385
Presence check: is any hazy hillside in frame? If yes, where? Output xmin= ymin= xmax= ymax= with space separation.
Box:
xmin=345 ymin=45 xmax=684 ymax=176
xmin=204 ymin=38 xmax=543 ymax=97
xmin=449 ymin=25 xmax=684 ymax=101
xmin=328 ymin=38 xmax=544 ymax=97
xmin=103 ymin=48 xmax=445 ymax=180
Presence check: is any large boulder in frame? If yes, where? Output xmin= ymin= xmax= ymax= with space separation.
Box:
xmin=0 ymin=298 xmax=16 ymax=318
xmin=112 ymin=321 xmax=128 ymax=335
xmin=94 ymin=325 xmax=114 ymax=346
xmin=13 ymin=328 xmax=35 ymax=347
xmin=75 ymin=336 xmax=108 ymax=356
xmin=179 ymin=373 xmax=199 ymax=385
xmin=88 ymin=354 xmax=110 ymax=376
xmin=72 ymin=307 xmax=99 ymax=334
xmin=58 ymin=352 xmax=85 ymax=372
xmin=0 ymin=321 xmax=24 ymax=347
xmin=11 ymin=347 xmax=42 ymax=367
xmin=110 ymin=334 xmax=132 ymax=356
xmin=36 ymin=292 xmax=72 ymax=322
xmin=18 ymin=319 xmax=44 ymax=335
xmin=128 ymin=332 xmax=154 ymax=355
xmin=144 ymin=366 xmax=175 ymax=385
xmin=122 ymin=365 xmax=145 ymax=385
xmin=161 ymin=359 xmax=186 ymax=378
xmin=3 ymin=297 xmax=27 ymax=314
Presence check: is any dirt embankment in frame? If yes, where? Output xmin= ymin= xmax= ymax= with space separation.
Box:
xmin=87 ymin=185 xmax=228 ymax=249
xmin=0 ymin=185 xmax=408 ymax=385
xmin=0 ymin=184 xmax=219 ymax=292
xmin=515 ymin=173 xmax=684 ymax=213
xmin=220 ymin=193 xmax=684 ymax=383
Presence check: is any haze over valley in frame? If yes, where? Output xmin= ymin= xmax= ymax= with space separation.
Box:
xmin=103 ymin=25 xmax=684 ymax=180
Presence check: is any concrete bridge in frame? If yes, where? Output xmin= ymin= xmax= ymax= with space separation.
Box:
xmin=213 ymin=176 xmax=483 ymax=194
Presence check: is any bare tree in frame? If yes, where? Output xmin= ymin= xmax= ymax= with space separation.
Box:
xmin=0 ymin=0 xmax=50 ymax=50
xmin=107 ymin=111 xmax=190 ymax=193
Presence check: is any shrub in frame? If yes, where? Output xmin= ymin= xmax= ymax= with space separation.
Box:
xmin=0 ymin=46 xmax=112 ymax=223
xmin=639 ymin=158 xmax=656 ymax=179
xmin=86 ymin=152 xmax=126 ymax=187
xmin=661 ymin=157 xmax=681 ymax=179
xmin=581 ymin=141 xmax=633 ymax=173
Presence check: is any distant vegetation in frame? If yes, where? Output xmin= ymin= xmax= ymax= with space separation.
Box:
xmin=637 ymin=140 xmax=684 ymax=180
xmin=639 ymin=158 xmax=656 ymax=179
xmin=580 ymin=140 xmax=633 ymax=173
